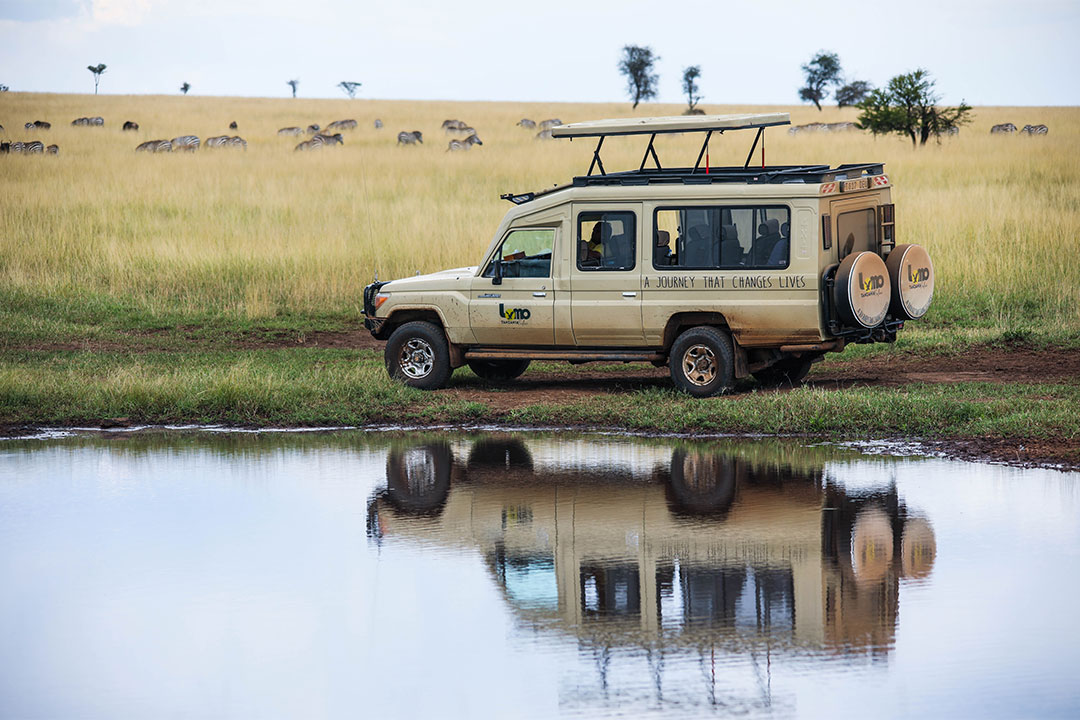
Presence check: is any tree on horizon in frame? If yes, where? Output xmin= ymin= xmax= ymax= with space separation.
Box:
xmin=180 ymin=82 xmax=191 ymax=95
xmin=618 ymin=45 xmax=659 ymax=110
xmin=287 ymin=79 xmax=299 ymax=98
xmin=682 ymin=65 xmax=703 ymax=114
xmin=87 ymin=63 xmax=106 ymax=95
xmin=798 ymin=52 xmax=841 ymax=111
xmin=338 ymin=81 xmax=362 ymax=99
xmin=857 ymin=69 xmax=972 ymax=147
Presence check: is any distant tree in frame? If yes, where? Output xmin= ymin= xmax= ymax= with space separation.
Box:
xmin=857 ymin=69 xmax=972 ymax=147
xmin=180 ymin=82 xmax=191 ymax=95
xmin=836 ymin=80 xmax=873 ymax=108
xmin=338 ymin=81 xmax=362 ymax=99
xmin=798 ymin=51 xmax=841 ymax=111
xmin=682 ymin=65 xmax=703 ymax=114
xmin=287 ymin=78 xmax=299 ymax=98
xmin=87 ymin=63 xmax=107 ymax=95
xmin=618 ymin=45 xmax=659 ymax=110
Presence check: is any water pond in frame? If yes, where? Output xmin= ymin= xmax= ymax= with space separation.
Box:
xmin=1 ymin=430 xmax=1078 ymax=718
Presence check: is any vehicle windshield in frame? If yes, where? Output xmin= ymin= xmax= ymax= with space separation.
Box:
xmin=482 ymin=228 xmax=554 ymax=278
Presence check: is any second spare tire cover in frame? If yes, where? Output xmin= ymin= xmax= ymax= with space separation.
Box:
xmin=885 ymin=244 xmax=935 ymax=320
xmin=833 ymin=251 xmax=891 ymax=328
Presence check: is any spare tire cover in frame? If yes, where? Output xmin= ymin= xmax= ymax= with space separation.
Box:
xmin=833 ymin=251 xmax=891 ymax=328
xmin=885 ymin=244 xmax=935 ymax=320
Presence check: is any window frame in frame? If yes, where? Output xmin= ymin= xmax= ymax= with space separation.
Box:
xmin=575 ymin=210 xmax=638 ymax=273
xmin=651 ymin=204 xmax=793 ymax=271
xmin=481 ymin=227 xmax=556 ymax=279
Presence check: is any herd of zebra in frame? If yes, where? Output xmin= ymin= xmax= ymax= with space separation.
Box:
xmin=1 ymin=141 xmax=59 ymax=154
xmin=991 ymin=123 xmax=1049 ymax=135
xmin=277 ymin=118 xmax=360 ymax=151
xmin=135 ymin=135 xmax=248 ymax=153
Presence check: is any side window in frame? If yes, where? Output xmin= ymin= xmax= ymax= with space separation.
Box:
xmin=577 ymin=211 xmax=636 ymax=271
xmin=836 ymin=209 xmax=877 ymax=259
xmin=653 ymin=206 xmax=791 ymax=270
xmin=482 ymin=229 xmax=554 ymax=279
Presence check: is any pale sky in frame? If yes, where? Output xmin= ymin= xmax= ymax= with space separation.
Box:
xmin=1 ymin=0 xmax=1077 ymax=105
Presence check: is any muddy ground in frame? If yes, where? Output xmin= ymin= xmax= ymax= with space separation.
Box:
xmin=9 ymin=330 xmax=1079 ymax=470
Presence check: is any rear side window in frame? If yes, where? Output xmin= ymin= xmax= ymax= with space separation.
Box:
xmin=654 ymin=206 xmax=791 ymax=270
xmin=837 ymin=209 xmax=877 ymax=259
xmin=578 ymin=211 xmax=636 ymax=271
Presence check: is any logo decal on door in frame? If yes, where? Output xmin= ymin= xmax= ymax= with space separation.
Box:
xmin=498 ymin=303 xmax=531 ymax=322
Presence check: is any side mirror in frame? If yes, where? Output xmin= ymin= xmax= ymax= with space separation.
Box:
xmin=492 ymin=259 xmax=503 ymax=285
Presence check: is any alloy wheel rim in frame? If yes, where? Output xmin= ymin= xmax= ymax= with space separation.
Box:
xmin=400 ymin=338 xmax=435 ymax=378
xmin=682 ymin=344 xmax=717 ymax=386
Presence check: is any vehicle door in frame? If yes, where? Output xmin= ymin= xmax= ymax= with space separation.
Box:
xmin=470 ymin=228 xmax=556 ymax=345
xmin=829 ymin=195 xmax=881 ymax=262
xmin=569 ymin=205 xmax=646 ymax=346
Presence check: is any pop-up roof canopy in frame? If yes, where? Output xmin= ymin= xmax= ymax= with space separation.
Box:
xmin=549 ymin=112 xmax=790 ymax=138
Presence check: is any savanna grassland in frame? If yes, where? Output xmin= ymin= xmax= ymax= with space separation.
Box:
xmin=1 ymin=93 xmax=1078 ymax=462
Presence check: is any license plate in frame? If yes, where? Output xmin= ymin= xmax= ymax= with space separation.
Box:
xmin=842 ymin=177 xmax=869 ymax=192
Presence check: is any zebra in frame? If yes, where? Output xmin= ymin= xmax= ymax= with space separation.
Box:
xmin=990 ymin=123 xmax=1017 ymax=134
xmin=72 ymin=116 xmax=104 ymax=126
xmin=538 ymin=118 xmax=562 ymax=131
xmin=1021 ymin=124 xmax=1048 ymax=135
xmin=397 ymin=130 xmax=423 ymax=145
xmin=326 ymin=119 xmax=358 ymax=131
xmin=517 ymin=118 xmax=536 ymax=129
xmin=295 ymin=139 xmax=316 ymax=151
xmin=46 ymin=144 xmax=59 ymax=155
xmin=374 ymin=118 xmax=383 ymax=129
xmin=25 ymin=120 xmax=51 ymax=130
xmin=22 ymin=141 xmax=45 ymax=154
xmin=277 ymin=127 xmax=304 ymax=136
xmin=943 ymin=126 xmax=960 ymax=136
xmin=171 ymin=135 xmax=199 ymax=152
xmin=447 ymin=133 xmax=483 ymax=151
xmin=204 ymin=135 xmax=231 ymax=148
xmin=122 ymin=121 xmax=139 ymax=131
xmin=535 ymin=129 xmax=553 ymax=140
xmin=136 ymin=139 xmax=172 ymax=153
xmin=227 ymin=136 xmax=247 ymax=149
xmin=0 ymin=141 xmax=9 ymax=153
xmin=306 ymin=124 xmax=321 ymax=134
xmin=442 ymin=119 xmax=467 ymax=132
xmin=311 ymin=132 xmax=343 ymax=147
xmin=229 ymin=120 xmax=238 ymax=130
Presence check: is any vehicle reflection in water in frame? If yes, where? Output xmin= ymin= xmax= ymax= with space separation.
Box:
xmin=367 ymin=436 xmax=936 ymax=677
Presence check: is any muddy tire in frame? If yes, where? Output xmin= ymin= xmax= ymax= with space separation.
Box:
xmin=669 ymin=326 xmax=735 ymax=398
xmin=467 ymin=359 xmax=531 ymax=381
xmin=753 ymin=357 xmax=814 ymax=387
xmin=385 ymin=321 xmax=452 ymax=390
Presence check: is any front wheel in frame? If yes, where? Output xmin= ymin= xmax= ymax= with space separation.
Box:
xmin=669 ymin=326 xmax=735 ymax=397
xmin=385 ymin=321 xmax=452 ymax=389
xmin=467 ymin=359 xmax=530 ymax=381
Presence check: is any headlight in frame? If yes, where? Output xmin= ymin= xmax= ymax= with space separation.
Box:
xmin=374 ymin=292 xmax=390 ymax=311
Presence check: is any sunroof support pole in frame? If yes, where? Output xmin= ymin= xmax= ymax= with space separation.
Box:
xmin=638 ymin=133 xmax=662 ymax=172
xmin=587 ymin=136 xmax=606 ymax=177
xmin=743 ymin=127 xmax=763 ymax=169
xmin=692 ymin=130 xmax=714 ymax=174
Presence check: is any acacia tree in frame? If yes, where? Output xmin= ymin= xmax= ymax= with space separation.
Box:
xmin=798 ymin=52 xmax=841 ymax=111
xmin=682 ymin=65 xmax=703 ymax=114
xmin=857 ymin=69 xmax=972 ymax=147
xmin=87 ymin=63 xmax=107 ymax=94
xmin=836 ymin=80 xmax=872 ymax=108
xmin=180 ymin=82 xmax=191 ymax=95
xmin=286 ymin=78 xmax=299 ymax=98
xmin=338 ymin=81 xmax=362 ymax=99
xmin=618 ymin=45 xmax=659 ymax=110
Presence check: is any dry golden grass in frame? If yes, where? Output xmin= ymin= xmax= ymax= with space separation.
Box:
xmin=1 ymin=92 xmax=1077 ymax=329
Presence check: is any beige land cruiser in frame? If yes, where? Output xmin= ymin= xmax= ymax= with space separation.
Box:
xmin=363 ymin=113 xmax=934 ymax=397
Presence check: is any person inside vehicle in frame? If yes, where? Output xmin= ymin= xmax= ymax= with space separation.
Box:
xmin=767 ymin=221 xmax=790 ymax=266
xmin=581 ymin=222 xmax=607 ymax=266
xmin=655 ymin=229 xmax=674 ymax=265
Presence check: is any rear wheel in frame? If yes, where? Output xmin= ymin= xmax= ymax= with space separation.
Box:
xmin=753 ymin=357 xmax=814 ymax=387
xmin=669 ymin=326 xmax=735 ymax=397
xmin=467 ymin=359 xmax=531 ymax=381
xmin=385 ymin=321 xmax=452 ymax=390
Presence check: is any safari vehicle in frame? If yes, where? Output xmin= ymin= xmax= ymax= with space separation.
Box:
xmin=363 ymin=113 xmax=935 ymax=397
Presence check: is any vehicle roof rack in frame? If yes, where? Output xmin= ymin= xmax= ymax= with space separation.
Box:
xmin=549 ymin=113 xmax=790 ymax=138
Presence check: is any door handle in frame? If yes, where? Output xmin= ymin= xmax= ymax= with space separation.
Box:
xmin=532 ymin=292 xmax=547 ymax=297
xmin=478 ymin=293 xmax=501 ymax=298
xmin=622 ymin=292 xmax=637 ymax=298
